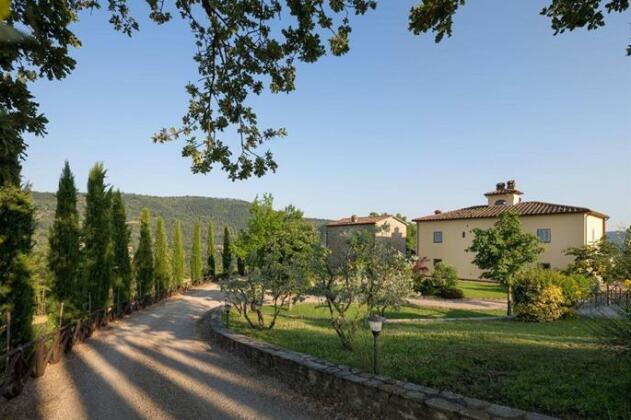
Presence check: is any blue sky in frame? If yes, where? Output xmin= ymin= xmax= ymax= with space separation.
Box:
xmin=22 ymin=1 xmax=630 ymax=228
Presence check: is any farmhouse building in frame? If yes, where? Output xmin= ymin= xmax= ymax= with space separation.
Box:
xmin=326 ymin=215 xmax=407 ymax=263
xmin=414 ymin=181 xmax=608 ymax=280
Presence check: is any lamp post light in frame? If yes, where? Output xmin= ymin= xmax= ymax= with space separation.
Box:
xmin=224 ymin=300 xmax=232 ymax=328
xmin=368 ymin=314 xmax=385 ymax=375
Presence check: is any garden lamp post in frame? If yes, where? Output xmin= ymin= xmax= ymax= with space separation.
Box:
xmin=224 ymin=300 xmax=232 ymax=328
xmin=368 ymin=314 xmax=385 ymax=375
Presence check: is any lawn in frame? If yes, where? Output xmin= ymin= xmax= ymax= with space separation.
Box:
xmin=229 ymin=309 xmax=630 ymax=419
xmin=457 ymin=280 xmax=507 ymax=300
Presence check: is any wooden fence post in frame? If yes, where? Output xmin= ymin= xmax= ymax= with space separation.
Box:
xmin=58 ymin=302 xmax=64 ymax=328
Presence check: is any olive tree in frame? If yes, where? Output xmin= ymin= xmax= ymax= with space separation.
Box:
xmin=313 ymin=231 xmax=412 ymax=349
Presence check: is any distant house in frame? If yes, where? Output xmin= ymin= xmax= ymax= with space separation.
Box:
xmin=325 ymin=215 xmax=407 ymax=263
xmin=413 ymin=180 xmax=608 ymax=280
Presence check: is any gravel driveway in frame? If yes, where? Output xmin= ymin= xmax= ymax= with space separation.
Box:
xmin=0 ymin=284 xmax=346 ymax=420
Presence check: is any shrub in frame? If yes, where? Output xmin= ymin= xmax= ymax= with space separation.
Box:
xmin=414 ymin=262 xmax=463 ymax=299
xmin=514 ymin=284 xmax=564 ymax=322
xmin=514 ymin=268 xmax=593 ymax=321
xmin=438 ymin=287 xmax=464 ymax=299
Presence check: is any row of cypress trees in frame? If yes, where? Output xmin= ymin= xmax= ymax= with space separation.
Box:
xmin=2 ymin=158 xmax=234 ymax=347
xmin=47 ymin=162 xmax=232 ymax=319
xmin=47 ymin=162 xmax=134 ymax=316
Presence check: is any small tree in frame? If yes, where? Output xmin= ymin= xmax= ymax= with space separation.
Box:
xmin=82 ymin=163 xmax=114 ymax=311
xmin=365 ymin=246 xmax=413 ymax=316
xmin=172 ymin=220 xmax=185 ymax=288
xmin=205 ymin=222 xmax=216 ymax=279
xmin=153 ymin=216 xmax=172 ymax=297
xmin=190 ymin=222 xmax=203 ymax=284
xmin=313 ymin=230 xmax=412 ymax=349
xmin=222 ymin=226 xmax=233 ymax=275
xmin=468 ymin=212 xmax=543 ymax=315
xmin=223 ymin=195 xmax=317 ymax=329
xmin=134 ymin=208 xmax=154 ymax=301
xmin=313 ymin=232 xmax=371 ymax=350
xmin=111 ymin=190 xmax=132 ymax=308
xmin=566 ymin=237 xmax=622 ymax=300
xmin=48 ymin=162 xmax=81 ymax=313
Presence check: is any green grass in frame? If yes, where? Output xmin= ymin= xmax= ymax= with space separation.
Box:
xmin=457 ymin=280 xmax=507 ymax=300
xmin=230 ymin=310 xmax=631 ymax=419
xmin=260 ymin=303 xmax=505 ymax=320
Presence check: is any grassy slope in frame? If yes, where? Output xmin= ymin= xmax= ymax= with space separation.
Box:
xmin=231 ymin=311 xmax=630 ymax=419
xmin=456 ymin=280 xmax=507 ymax=300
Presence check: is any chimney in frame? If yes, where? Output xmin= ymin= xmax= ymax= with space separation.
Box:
xmin=351 ymin=214 xmax=357 ymax=222
xmin=486 ymin=180 xmax=522 ymax=206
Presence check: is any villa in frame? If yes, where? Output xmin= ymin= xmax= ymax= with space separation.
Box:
xmin=414 ymin=180 xmax=608 ymax=280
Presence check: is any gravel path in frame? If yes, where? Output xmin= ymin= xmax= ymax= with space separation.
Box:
xmin=0 ymin=284 xmax=348 ymax=420
xmin=406 ymin=296 xmax=507 ymax=311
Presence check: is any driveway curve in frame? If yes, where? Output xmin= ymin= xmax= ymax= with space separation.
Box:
xmin=1 ymin=284 xmax=346 ymax=420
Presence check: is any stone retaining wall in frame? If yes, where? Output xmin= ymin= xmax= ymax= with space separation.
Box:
xmin=208 ymin=309 xmax=556 ymax=420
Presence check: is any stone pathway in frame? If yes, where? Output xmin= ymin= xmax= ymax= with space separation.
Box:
xmin=0 ymin=284 xmax=351 ymax=420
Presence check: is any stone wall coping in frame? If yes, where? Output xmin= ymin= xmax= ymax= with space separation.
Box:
xmin=208 ymin=308 xmax=558 ymax=420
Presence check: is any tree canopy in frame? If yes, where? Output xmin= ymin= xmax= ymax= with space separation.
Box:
xmin=3 ymin=0 xmax=627 ymax=183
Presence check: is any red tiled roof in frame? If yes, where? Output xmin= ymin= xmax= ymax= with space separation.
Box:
xmin=413 ymin=201 xmax=608 ymax=222
xmin=327 ymin=215 xmax=393 ymax=227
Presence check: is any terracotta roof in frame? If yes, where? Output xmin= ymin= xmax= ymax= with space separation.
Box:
xmin=327 ymin=215 xmax=397 ymax=227
xmin=484 ymin=188 xmax=523 ymax=196
xmin=413 ymin=201 xmax=608 ymax=222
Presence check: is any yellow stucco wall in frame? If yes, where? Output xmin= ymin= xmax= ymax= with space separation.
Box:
xmin=416 ymin=213 xmax=606 ymax=280
xmin=585 ymin=214 xmax=605 ymax=244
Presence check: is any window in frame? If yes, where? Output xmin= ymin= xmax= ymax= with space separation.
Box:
xmin=540 ymin=263 xmax=551 ymax=269
xmin=495 ymin=199 xmax=506 ymax=205
xmin=433 ymin=259 xmax=442 ymax=267
xmin=462 ymin=231 xmax=466 ymax=238
xmin=537 ymin=228 xmax=551 ymax=243
xmin=433 ymin=231 xmax=443 ymax=243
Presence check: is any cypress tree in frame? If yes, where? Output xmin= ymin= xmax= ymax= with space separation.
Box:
xmin=111 ymin=190 xmax=132 ymax=307
xmin=206 ymin=222 xmax=216 ymax=279
xmin=154 ymin=216 xmax=171 ymax=296
xmin=134 ymin=208 xmax=154 ymax=300
xmin=237 ymin=257 xmax=246 ymax=276
xmin=48 ymin=162 xmax=81 ymax=311
xmin=0 ymin=103 xmax=35 ymax=347
xmin=0 ymin=186 xmax=35 ymax=346
xmin=190 ymin=222 xmax=202 ymax=284
xmin=82 ymin=163 xmax=114 ymax=311
xmin=222 ymin=226 xmax=233 ymax=275
xmin=172 ymin=220 xmax=185 ymax=288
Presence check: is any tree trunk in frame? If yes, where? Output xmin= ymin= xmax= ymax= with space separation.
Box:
xmin=507 ymin=284 xmax=513 ymax=316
